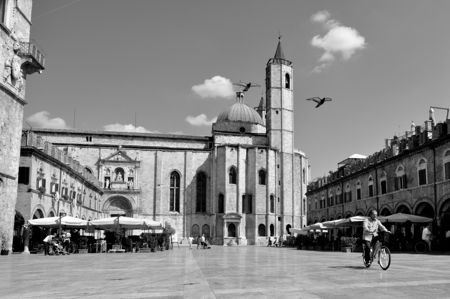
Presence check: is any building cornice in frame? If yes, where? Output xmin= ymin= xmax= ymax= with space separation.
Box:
xmin=21 ymin=146 xmax=104 ymax=194
xmin=29 ymin=128 xmax=212 ymax=142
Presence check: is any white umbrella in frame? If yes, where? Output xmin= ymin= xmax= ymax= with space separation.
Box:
xmin=90 ymin=216 xmax=148 ymax=230
xmin=290 ymin=228 xmax=308 ymax=235
xmin=379 ymin=213 xmax=433 ymax=223
xmin=28 ymin=216 xmax=88 ymax=228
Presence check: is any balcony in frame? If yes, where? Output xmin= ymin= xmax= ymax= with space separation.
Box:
xmin=103 ymin=181 xmax=141 ymax=194
xmin=19 ymin=39 xmax=45 ymax=74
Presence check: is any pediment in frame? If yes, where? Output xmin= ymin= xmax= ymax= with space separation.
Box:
xmin=102 ymin=150 xmax=134 ymax=163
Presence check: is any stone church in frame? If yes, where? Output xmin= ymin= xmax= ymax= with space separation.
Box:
xmin=32 ymin=40 xmax=309 ymax=245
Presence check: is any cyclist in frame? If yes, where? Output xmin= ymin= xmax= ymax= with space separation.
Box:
xmin=362 ymin=210 xmax=389 ymax=265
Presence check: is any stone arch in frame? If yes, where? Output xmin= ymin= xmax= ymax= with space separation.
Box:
xmin=355 ymin=209 xmax=365 ymax=216
xmin=395 ymin=203 xmax=412 ymax=214
xmin=380 ymin=207 xmax=392 ymax=216
xmin=103 ymin=195 xmax=134 ymax=217
xmin=344 ymin=211 xmax=353 ymax=218
xmin=320 ymin=218 xmax=326 ymax=223
xmin=32 ymin=206 xmax=45 ymax=219
xmin=191 ymin=224 xmax=200 ymax=237
xmin=439 ymin=198 xmax=450 ymax=230
xmin=202 ymin=224 xmax=210 ymax=238
xmin=48 ymin=209 xmax=56 ymax=217
xmin=415 ymin=201 xmax=435 ymax=218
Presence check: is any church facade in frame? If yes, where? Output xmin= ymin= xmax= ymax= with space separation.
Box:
xmin=29 ymin=41 xmax=308 ymax=245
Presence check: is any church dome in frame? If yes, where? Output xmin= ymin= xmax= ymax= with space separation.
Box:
xmin=217 ymin=101 xmax=264 ymax=126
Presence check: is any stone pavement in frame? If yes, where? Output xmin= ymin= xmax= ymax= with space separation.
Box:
xmin=0 ymin=247 xmax=449 ymax=299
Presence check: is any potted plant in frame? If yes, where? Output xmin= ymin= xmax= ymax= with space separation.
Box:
xmin=1 ymin=232 xmax=9 ymax=256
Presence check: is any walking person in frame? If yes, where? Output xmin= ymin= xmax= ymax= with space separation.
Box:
xmin=422 ymin=223 xmax=433 ymax=252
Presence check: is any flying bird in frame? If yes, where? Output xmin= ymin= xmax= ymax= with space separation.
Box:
xmin=306 ymin=97 xmax=332 ymax=108
xmin=233 ymin=81 xmax=261 ymax=93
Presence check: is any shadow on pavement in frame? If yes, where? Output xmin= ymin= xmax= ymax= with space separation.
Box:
xmin=328 ymin=265 xmax=366 ymax=270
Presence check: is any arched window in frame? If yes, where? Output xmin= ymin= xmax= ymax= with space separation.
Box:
xmin=368 ymin=176 xmax=374 ymax=197
xmin=258 ymin=169 xmax=266 ymax=185
xmin=218 ymin=193 xmax=224 ymax=213
xmin=345 ymin=184 xmax=352 ymax=202
xmin=228 ymin=223 xmax=236 ymax=237
xmin=328 ymin=191 xmax=333 ymax=207
xmin=191 ymin=224 xmax=200 ymax=237
xmin=418 ymin=159 xmax=427 ymax=186
xmin=270 ymin=195 xmax=275 ymax=213
xmin=196 ymin=172 xmax=207 ymax=213
xmin=444 ymin=150 xmax=450 ymax=180
xmin=286 ymin=224 xmax=291 ymax=235
xmin=269 ymin=224 xmax=275 ymax=236
xmin=229 ymin=166 xmax=237 ymax=184
xmin=170 ymin=171 xmax=180 ymax=212
xmin=395 ymin=165 xmax=407 ymax=190
xmin=285 ymin=73 xmax=290 ymax=89
xmin=336 ymin=187 xmax=342 ymax=204
xmin=258 ymin=224 xmax=266 ymax=237
xmin=380 ymin=172 xmax=387 ymax=194
xmin=356 ymin=181 xmax=362 ymax=200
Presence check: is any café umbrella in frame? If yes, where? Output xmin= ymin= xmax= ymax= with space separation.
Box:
xmin=379 ymin=213 xmax=433 ymax=223
xmin=28 ymin=216 xmax=89 ymax=229
xmin=89 ymin=216 xmax=150 ymax=230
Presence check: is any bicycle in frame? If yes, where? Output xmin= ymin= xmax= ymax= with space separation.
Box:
xmin=362 ymin=231 xmax=391 ymax=270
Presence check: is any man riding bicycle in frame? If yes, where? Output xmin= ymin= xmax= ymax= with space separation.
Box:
xmin=363 ymin=210 xmax=389 ymax=265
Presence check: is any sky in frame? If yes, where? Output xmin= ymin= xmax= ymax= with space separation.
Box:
xmin=25 ymin=0 xmax=450 ymax=179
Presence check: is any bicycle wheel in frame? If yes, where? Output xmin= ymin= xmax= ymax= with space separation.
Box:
xmin=378 ymin=246 xmax=391 ymax=270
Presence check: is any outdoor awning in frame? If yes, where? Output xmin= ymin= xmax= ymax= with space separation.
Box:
xmin=28 ymin=216 xmax=89 ymax=228
xmin=89 ymin=216 xmax=163 ymax=230
xmin=379 ymin=213 xmax=433 ymax=223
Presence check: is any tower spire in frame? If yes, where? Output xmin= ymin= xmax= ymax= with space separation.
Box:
xmin=274 ymin=35 xmax=285 ymax=60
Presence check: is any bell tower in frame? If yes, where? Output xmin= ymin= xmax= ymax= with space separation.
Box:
xmin=266 ymin=37 xmax=294 ymax=154
xmin=265 ymin=38 xmax=295 ymax=235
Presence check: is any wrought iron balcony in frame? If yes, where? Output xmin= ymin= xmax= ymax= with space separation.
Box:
xmin=20 ymin=39 xmax=45 ymax=74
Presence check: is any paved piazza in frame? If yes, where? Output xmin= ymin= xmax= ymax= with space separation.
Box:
xmin=1 ymin=247 xmax=449 ymax=299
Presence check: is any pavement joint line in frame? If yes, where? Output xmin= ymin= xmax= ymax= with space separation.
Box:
xmin=183 ymin=248 xmax=216 ymax=299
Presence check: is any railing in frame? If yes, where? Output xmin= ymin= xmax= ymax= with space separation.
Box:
xmin=20 ymin=39 xmax=46 ymax=70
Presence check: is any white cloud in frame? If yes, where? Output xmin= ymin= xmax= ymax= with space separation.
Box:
xmin=185 ymin=114 xmax=217 ymax=126
xmin=192 ymin=76 xmax=234 ymax=99
xmin=103 ymin=123 xmax=157 ymax=133
xmin=311 ymin=10 xmax=330 ymax=23
xmin=310 ymin=10 xmax=366 ymax=72
xmin=26 ymin=111 xmax=69 ymax=129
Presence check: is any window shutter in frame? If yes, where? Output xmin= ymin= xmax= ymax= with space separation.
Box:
xmin=394 ymin=177 xmax=399 ymax=191
xmin=403 ymin=175 xmax=407 ymax=188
